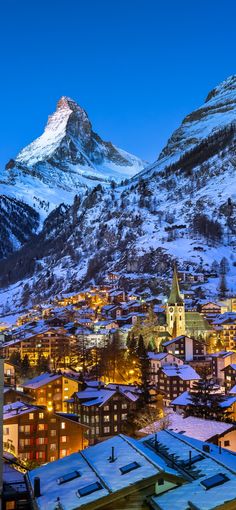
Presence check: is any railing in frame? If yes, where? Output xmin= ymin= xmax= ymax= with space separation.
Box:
xmin=3 ymin=441 xmax=15 ymax=454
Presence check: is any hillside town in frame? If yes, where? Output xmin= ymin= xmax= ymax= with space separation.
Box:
xmin=2 ymin=268 xmax=236 ymax=508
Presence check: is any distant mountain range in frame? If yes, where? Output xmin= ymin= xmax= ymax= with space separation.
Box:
xmin=1 ymin=75 xmax=236 ymax=314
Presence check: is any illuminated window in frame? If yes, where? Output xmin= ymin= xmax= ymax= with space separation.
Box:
xmin=61 ymin=436 xmax=67 ymax=443
xmin=39 ymin=412 xmax=44 ymax=419
xmin=50 ymin=430 xmax=56 ymax=437
xmin=50 ymin=443 xmax=56 ymax=450
xmin=38 ymin=424 xmax=45 ymax=431
xmin=103 ymin=415 xmax=109 ymax=422
xmin=104 ymin=426 xmax=110 ymax=433
xmin=61 ymin=422 xmax=66 ymax=429
xmin=60 ymin=449 xmax=67 ymax=457
xmin=37 ymin=437 xmax=45 ymax=445
xmin=29 ymin=413 xmax=34 ymax=420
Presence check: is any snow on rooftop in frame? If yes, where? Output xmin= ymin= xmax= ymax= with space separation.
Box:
xmin=28 ymin=434 xmax=162 ymax=510
xmin=140 ymin=412 xmax=234 ymax=442
xmin=161 ymin=364 xmax=200 ymax=381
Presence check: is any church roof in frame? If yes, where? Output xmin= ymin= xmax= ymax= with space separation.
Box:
xmin=168 ymin=267 xmax=184 ymax=305
xmin=185 ymin=312 xmax=212 ymax=331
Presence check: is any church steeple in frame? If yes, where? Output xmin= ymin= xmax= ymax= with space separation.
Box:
xmin=166 ymin=266 xmax=185 ymax=338
xmin=168 ymin=266 xmax=183 ymax=306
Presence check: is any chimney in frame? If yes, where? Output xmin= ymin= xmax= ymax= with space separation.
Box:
xmin=109 ymin=446 xmax=116 ymax=463
xmin=34 ymin=477 xmax=41 ymax=498
xmin=189 ymin=450 xmax=192 ymax=467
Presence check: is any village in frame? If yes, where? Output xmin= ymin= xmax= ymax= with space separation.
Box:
xmin=2 ymin=268 xmax=236 ymax=508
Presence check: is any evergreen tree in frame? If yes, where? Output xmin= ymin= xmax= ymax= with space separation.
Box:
xmin=127 ymin=333 xmax=137 ymax=354
xmin=218 ymin=273 xmax=228 ymax=299
xmin=220 ymin=257 xmax=230 ymax=275
xmin=9 ymin=351 xmax=21 ymax=367
xmin=137 ymin=335 xmax=150 ymax=404
xmin=20 ymin=354 xmax=31 ymax=377
xmin=187 ymin=372 xmax=231 ymax=421
xmin=37 ymin=355 xmax=50 ymax=374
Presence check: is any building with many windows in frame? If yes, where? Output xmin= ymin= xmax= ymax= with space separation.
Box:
xmin=3 ymin=401 xmax=88 ymax=464
xmin=67 ymin=384 xmax=139 ymax=444
xmin=22 ymin=371 xmax=80 ymax=412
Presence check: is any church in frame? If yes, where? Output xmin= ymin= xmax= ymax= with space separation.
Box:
xmin=166 ymin=267 xmax=212 ymax=341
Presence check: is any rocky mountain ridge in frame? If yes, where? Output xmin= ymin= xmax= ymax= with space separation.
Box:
xmin=1 ymin=75 xmax=236 ymax=315
xmin=1 ymin=96 xmax=146 ymax=219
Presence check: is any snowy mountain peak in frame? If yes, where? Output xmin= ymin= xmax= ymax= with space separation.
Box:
xmin=2 ymin=97 xmax=146 ymax=217
xmin=205 ymin=74 xmax=236 ymax=103
xmin=137 ymin=74 xmax=236 ymax=180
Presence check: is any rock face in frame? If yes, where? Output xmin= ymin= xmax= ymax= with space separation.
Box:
xmin=2 ymin=75 xmax=236 ymax=311
xmin=0 ymin=196 xmax=39 ymax=259
xmin=2 ymin=96 xmax=146 ymax=217
xmin=138 ymin=74 xmax=236 ymax=178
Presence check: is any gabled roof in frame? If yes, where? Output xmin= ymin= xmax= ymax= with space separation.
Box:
xmin=172 ymin=391 xmax=236 ymax=409
xmin=210 ymin=350 xmax=235 ymax=359
xmin=161 ymin=365 xmax=200 ymax=381
xmin=162 ymin=335 xmax=192 ymax=347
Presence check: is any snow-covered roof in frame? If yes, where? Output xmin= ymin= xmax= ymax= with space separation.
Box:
xmin=161 ymin=364 xmax=200 ymax=381
xmin=147 ymin=351 xmax=168 ymax=361
xmin=76 ymin=385 xmax=139 ymax=407
xmin=147 ymin=430 xmax=236 ymax=510
xmin=172 ymin=391 xmax=236 ymax=409
xmin=4 ymin=401 xmax=38 ymax=420
xmin=28 ymin=434 xmax=167 ymax=509
xmin=210 ymin=350 xmax=235 ymax=358
xmin=229 ymin=385 xmax=236 ymax=394
xmin=28 ymin=429 xmax=236 ymax=510
xmin=140 ymin=412 xmax=235 ymax=442
xmin=23 ymin=372 xmax=61 ymax=389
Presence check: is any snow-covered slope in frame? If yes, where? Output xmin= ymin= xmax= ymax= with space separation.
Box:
xmin=137 ymin=74 xmax=236 ymax=179
xmin=2 ymin=75 xmax=236 ymax=313
xmin=2 ymin=96 xmax=146 ymax=218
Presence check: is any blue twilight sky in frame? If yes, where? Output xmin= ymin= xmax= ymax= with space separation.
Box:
xmin=1 ymin=0 xmax=236 ymax=168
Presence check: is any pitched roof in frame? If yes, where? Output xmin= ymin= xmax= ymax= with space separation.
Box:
xmin=161 ymin=364 xmax=200 ymax=381
xmin=140 ymin=412 xmax=235 ymax=442
xmin=168 ymin=267 xmax=184 ymax=305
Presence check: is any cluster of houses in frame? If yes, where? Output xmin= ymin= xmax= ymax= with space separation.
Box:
xmin=4 ymin=270 xmax=236 ymax=508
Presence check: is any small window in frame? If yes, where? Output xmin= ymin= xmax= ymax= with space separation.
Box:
xmin=39 ymin=412 xmax=44 ymax=419
xmin=61 ymin=422 xmax=66 ymax=429
xmin=158 ymin=478 xmax=164 ymax=486
xmin=57 ymin=470 xmax=81 ymax=485
xmin=77 ymin=482 xmax=102 ymax=498
xmin=29 ymin=413 xmax=34 ymax=420
xmin=201 ymin=473 xmax=229 ymax=490
xmin=224 ymin=440 xmax=230 ymax=447
xmin=120 ymin=461 xmax=140 ymax=475
xmin=61 ymin=436 xmax=67 ymax=443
